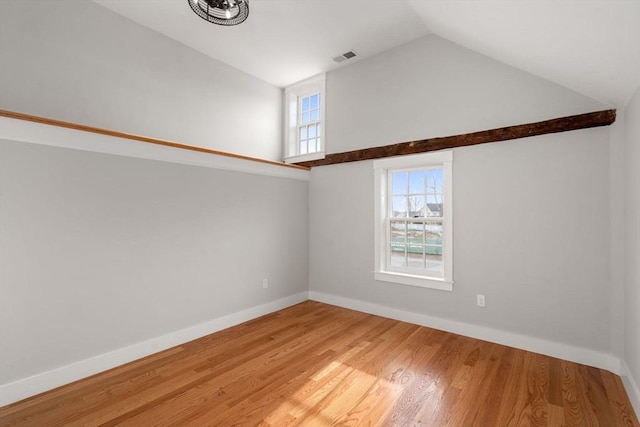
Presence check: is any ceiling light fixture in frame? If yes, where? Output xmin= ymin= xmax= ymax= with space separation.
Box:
xmin=188 ymin=0 xmax=249 ymax=26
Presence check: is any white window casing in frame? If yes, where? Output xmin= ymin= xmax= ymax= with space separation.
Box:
xmin=374 ymin=151 xmax=453 ymax=291
xmin=283 ymin=74 xmax=326 ymax=163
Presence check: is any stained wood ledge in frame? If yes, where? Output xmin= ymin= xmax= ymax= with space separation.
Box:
xmin=0 ymin=110 xmax=310 ymax=172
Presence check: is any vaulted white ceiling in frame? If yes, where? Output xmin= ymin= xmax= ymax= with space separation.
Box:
xmin=92 ymin=0 xmax=639 ymax=108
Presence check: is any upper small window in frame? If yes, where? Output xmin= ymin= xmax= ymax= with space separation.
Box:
xmin=298 ymin=93 xmax=321 ymax=155
xmin=284 ymin=74 xmax=325 ymax=163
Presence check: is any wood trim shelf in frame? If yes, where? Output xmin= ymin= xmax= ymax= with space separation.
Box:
xmin=0 ymin=110 xmax=310 ymax=172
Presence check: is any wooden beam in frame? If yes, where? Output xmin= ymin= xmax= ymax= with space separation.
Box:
xmin=295 ymin=109 xmax=616 ymax=168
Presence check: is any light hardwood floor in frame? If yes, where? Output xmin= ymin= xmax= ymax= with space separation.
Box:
xmin=1 ymin=301 xmax=638 ymax=426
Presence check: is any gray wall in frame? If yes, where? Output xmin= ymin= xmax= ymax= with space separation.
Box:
xmin=310 ymin=129 xmax=611 ymax=352
xmin=325 ymin=36 xmax=606 ymax=154
xmin=624 ymin=87 xmax=640 ymax=404
xmin=311 ymin=35 xmax=615 ymax=354
xmin=0 ymin=0 xmax=282 ymax=161
xmin=0 ymin=141 xmax=308 ymax=384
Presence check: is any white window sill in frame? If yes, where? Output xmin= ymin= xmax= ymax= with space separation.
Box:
xmin=284 ymin=151 xmax=325 ymax=164
xmin=374 ymin=271 xmax=453 ymax=291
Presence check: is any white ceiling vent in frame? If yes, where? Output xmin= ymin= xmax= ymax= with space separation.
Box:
xmin=332 ymin=50 xmax=358 ymax=63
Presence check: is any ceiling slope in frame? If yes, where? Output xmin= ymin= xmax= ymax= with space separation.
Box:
xmin=92 ymin=0 xmax=639 ymax=108
xmin=407 ymin=0 xmax=640 ymax=108
xmin=91 ymin=0 xmax=429 ymax=88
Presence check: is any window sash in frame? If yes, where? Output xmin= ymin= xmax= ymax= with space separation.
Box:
xmin=386 ymin=221 xmax=444 ymax=275
xmin=386 ymin=184 xmax=444 ymax=278
xmin=297 ymin=93 xmax=321 ymax=155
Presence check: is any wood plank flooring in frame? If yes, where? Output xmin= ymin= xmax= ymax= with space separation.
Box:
xmin=1 ymin=301 xmax=638 ymax=426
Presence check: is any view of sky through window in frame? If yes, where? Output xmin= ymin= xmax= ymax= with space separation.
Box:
xmin=298 ymin=93 xmax=321 ymax=155
xmin=391 ymin=168 xmax=443 ymax=217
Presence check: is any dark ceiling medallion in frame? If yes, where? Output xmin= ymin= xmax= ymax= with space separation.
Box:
xmin=188 ymin=0 xmax=249 ymax=26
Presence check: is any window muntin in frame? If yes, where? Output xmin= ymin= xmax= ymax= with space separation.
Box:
xmin=373 ymin=151 xmax=453 ymax=291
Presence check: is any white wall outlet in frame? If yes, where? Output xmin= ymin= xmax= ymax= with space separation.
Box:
xmin=476 ymin=294 xmax=485 ymax=307
xmin=262 ymin=278 xmax=269 ymax=289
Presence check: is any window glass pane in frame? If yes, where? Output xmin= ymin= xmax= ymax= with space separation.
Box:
xmin=408 ymin=195 xmax=425 ymax=217
xmin=310 ymin=109 xmax=319 ymax=121
xmin=426 ymin=223 xmax=442 ymax=246
xmin=390 ymin=246 xmax=406 ymax=268
xmin=426 ymin=194 xmax=442 ymax=204
xmin=308 ymin=138 xmax=316 ymax=153
xmin=302 ymin=96 xmax=310 ymax=112
xmin=310 ymin=94 xmax=319 ymax=109
xmin=390 ymin=221 xmax=406 ymax=244
xmin=299 ymin=127 xmax=307 ymax=141
xmin=407 ymin=249 xmax=425 ymax=269
xmin=407 ymin=222 xmax=424 ymax=244
xmin=308 ymin=125 xmax=316 ymax=138
xmin=392 ymin=196 xmax=407 ymax=217
xmin=426 ymin=195 xmax=443 ymax=217
xmin=300 ymin=140 xmax=308 ymax=155
xmin=302 ymin=112 xmax=310 ymax=124
xmin=426 ymin=252 xmax=443 ymax=276
xmin=391 ymin=172 xmax=407 ymax=195
xmin=426 ymin=222 xmax=443 ymax=274
xmin=408 ymin=223 xmax=425 ymax=269
xmin=409 ymin=170 xmax=425 ymax=194
xmin=427 ymin=168 xmax=443 ymax=193
xmin=426 ymin=245 xmax=442 ymax=255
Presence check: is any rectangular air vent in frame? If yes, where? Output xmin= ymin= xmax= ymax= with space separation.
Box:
xmin=332 ymin=50 xmax=358 ymax=63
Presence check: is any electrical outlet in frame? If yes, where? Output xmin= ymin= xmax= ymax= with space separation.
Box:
xmin=262 ymin=278 xmax=269 ymax=289
xmin=476 ymin=294 xmax=485 ymax=307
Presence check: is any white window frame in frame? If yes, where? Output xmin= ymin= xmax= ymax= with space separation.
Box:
xmin=373 ymin=151 xmax=453 ymax=291
xmin=283 ymin=74 xmax=326 ymax=163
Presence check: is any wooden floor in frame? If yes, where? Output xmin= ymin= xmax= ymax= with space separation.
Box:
xmin=1 ymin=301 xmax=638 ymax=426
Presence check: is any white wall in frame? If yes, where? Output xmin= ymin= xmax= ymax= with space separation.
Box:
xmin=0 ymin=0 xmax=282 ymax=161
xmin=0 ymin=140 xmax=308 ymax=385
xmin=623 ymin=86 xmax=640 ymax=413
xmin=311 ymin=35 xmax=615 ymax=357
xmin=325 ymin=36 xmax=607 ymax=154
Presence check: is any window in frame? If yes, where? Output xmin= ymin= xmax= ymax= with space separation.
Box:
xmin=284 ymin=74 xmax=325 ymax=163
xmin=374 ymin=151 xmax=453 ymax=291
xmin=297 ymin=93 xmax=321 ymax=155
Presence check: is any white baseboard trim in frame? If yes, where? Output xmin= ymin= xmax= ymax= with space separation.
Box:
xmin=621 ymin=361 xmax=640 ymax=421
xmin=0 ymin=292 xmax=309 ymax=407
xmin=309 ymin=291 xmax=621 ymax=375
